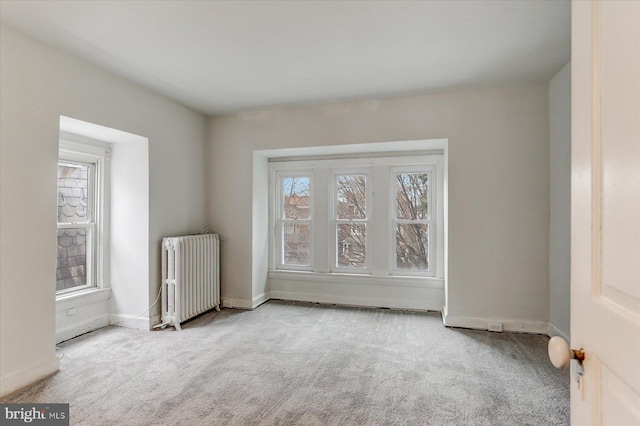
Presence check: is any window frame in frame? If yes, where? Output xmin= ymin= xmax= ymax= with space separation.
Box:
xmin=330 ymin=169 xmax=372 ymax=273
xmin=274 ymin=170 xmax=314 ymax=271
xmin=57 ymin=140 xmax=109 ymax=295
xmin=269 ymin=154 xmax=443 ymax=280
xmin=390 ymin=166 xmax=436 ymax=277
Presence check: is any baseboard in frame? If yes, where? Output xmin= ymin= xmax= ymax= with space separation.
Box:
xmin=149 ymin=312 xmax=162 ymax=328
xmin=442 ymin=314 xmax=548 ymax=334
xmin=0 ymin=358 xmax=60 ymax=398
xmin=252 ymin=292 xmax=270 ymax=309
xmin=547 ymin=321 xmax=570 ymax=341
xmin=56 ymin=314 xmax=110 ymax=343
xmin=110 ymin=313 xmax=150 ymax=330
xmin=221 ymin=297 xmax=255 ymax=310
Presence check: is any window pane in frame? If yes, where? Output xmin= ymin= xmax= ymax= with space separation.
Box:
xmin=58 ymin=162 xmax=90 ymax=223
xmin=337 ymin=223 xmax=366 ymax=268
xmin=283 ymin=176 xmax=310 ymax=219
xmin=396 ymin=224 xmax=428 ymax=271
xmin=283 ymin=224 xmax=310 ymax=265
xmin=396 ymin=173 xmax=428 ymax=220
xmin=337 ymin=175 xmax=366 ymax=219
xmin=56 ymin=228 xmax=88 ymax=291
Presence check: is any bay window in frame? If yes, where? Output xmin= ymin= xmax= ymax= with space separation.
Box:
xmin=270 ymin=154 xmax=442 ymax=280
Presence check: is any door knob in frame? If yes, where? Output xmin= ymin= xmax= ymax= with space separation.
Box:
xmin=548 ymin=336 xmax=585 ymax=369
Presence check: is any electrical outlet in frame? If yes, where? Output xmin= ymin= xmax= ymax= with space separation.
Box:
xmin=488 ymin=322 xmax=503 ymax=332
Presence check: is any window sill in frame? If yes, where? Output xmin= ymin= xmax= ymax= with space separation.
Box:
xmin=268 ymin=270 xmax=443 ymax=289
xmin=56 ymin=287 xmax=111 ymax=311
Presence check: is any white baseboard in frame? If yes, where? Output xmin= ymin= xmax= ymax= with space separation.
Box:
xmin=0 ymin=358 xmax=60 ymax=398
xmin=221 ymin=297 xmax=255 ymax=310
xmin=547 ymin=321 xmax=570 ymax=341
xmin=56 ymin=314 xmax=110 ymax=344
xmin=220 ymin=294 xmax=268 ymax=310
xmin=225 ymin=291 xmax=443 ymax=312
xmin=110 ymin=313 xmax=150 ymax=330
xmin=442 ymin=314 xmax=548 ymax=334
xmin=252 ymin=292 xmax=270 ymax=309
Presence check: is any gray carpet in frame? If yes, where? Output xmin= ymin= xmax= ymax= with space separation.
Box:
xmin=2 ymin=300 xmax=569 ymax=425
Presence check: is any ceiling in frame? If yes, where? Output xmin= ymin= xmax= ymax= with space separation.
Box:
xmin=0 ymin=0 xmax=570 ymax=115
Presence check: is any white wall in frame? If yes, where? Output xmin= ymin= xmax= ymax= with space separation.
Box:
xmin=207 ymin=83 xmax=550 ymax=332
xmin=0 ymin=26 xmax=207 ymax=396
xmin=109 ymin=133 xmax=150 ymax=329
xmin=548 ymin=63 xmax=571 ymax=340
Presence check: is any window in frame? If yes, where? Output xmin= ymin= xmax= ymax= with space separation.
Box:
xmin=270 ymin=155 xmax=443 ymax=279
xmin=333 ymin=173 xmax=369 ymax=271
xmin=57 ymin=141 xmax=108 ymax=293
xmin=276 ymin=173 xmax=312 ymax=269
xmin=392 ymin=169 xmax=434 ymax=276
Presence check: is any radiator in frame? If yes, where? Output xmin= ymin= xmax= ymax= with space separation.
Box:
xmin=161 ymin=234 xmax=220 ymax=330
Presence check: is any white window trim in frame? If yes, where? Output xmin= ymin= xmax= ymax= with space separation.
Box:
xmin=330 ymin=168 xmax=372 ymax=273
xmin=57 ymin=140 xmax=110 ymax=298
xmin=274 ymin=169 xmax=314 ymax=271
xmin=269 ymin=154 xmax=444 ymax=281
xmin=390 ymin=166 xmax=436 ymax=277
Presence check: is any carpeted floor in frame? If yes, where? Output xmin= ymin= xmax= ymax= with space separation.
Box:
xmin=2 ymin=300 xmax=569 ymax=425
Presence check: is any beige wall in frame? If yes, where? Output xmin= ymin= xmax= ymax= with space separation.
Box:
xmin=0 ymin=26 xmax=207 ymax=395
xmin=208 ymin=83 xmax=550 ymax=331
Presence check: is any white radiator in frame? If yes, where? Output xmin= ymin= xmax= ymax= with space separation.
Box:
xmin=161 ymin=234 xmax=220 ymax=330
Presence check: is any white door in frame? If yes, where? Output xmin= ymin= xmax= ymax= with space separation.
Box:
xmin=571 ymin=0 xmax=640 ymax=424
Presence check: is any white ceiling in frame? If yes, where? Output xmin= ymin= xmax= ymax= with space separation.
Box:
xmin=0 ymin=0 xmax=570 ymax=115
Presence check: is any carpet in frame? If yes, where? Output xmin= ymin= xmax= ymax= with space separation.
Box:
xmin=2 ymin=300 xmax=569 ymax=425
